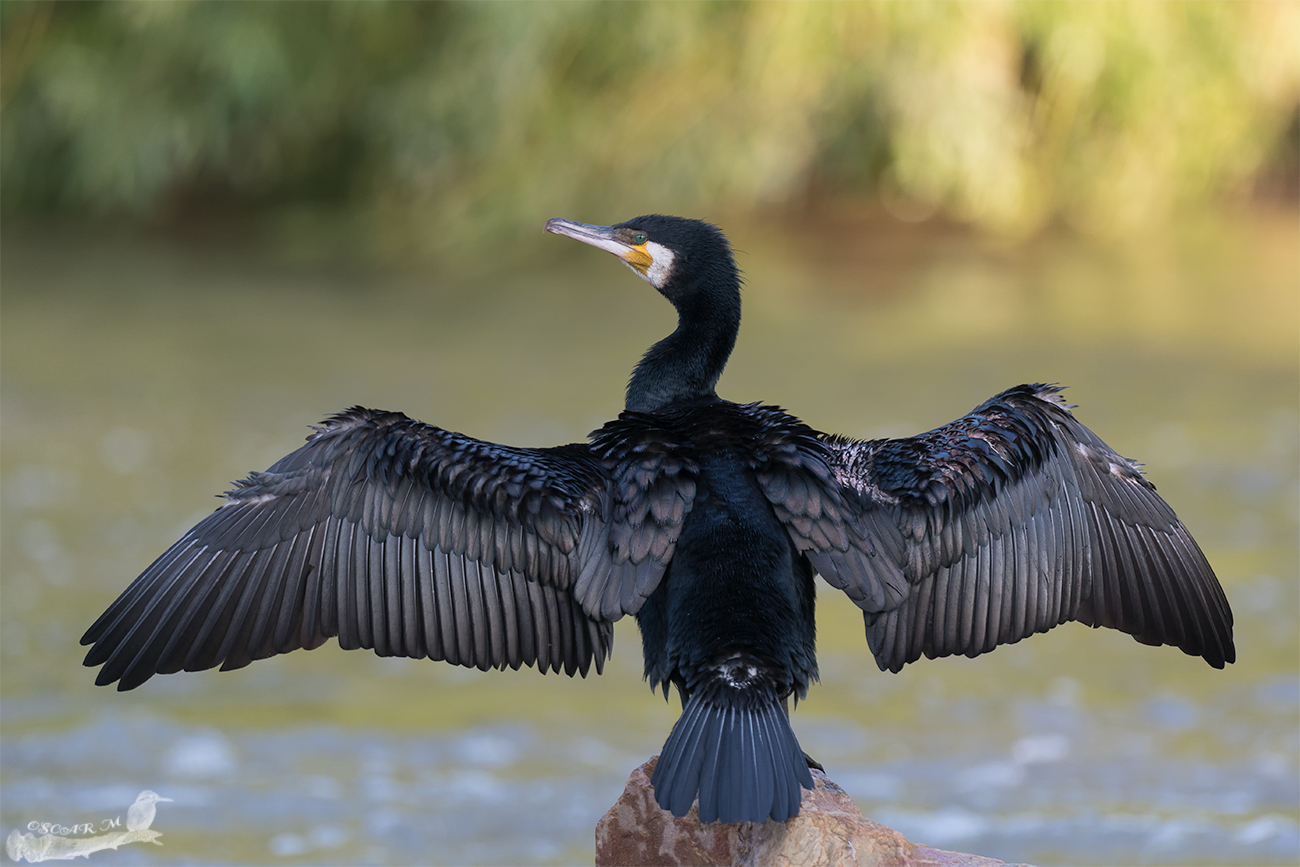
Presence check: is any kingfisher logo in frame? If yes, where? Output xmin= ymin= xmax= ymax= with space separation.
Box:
xmin=5 ymin=791 xmax=170 ymax=863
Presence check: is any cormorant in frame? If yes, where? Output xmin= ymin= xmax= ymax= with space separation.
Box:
xmin=82 ymin=215 xmax=1234 ymax=825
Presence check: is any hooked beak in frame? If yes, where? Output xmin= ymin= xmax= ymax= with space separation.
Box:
xmin=544 ymin=218 xmax=652 ymax=273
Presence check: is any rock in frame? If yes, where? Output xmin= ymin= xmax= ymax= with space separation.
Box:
xmin=595 ymin=757 xmax=1031 ymax=867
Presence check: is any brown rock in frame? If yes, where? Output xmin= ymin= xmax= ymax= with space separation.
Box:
xmin=595 ymin=757 xmax=1032 ymax=867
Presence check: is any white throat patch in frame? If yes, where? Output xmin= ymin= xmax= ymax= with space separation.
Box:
xmin=636 ymin=240 xmax=675 ymax=289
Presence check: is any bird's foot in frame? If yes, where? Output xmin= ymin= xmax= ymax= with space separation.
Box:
xmin=802 ymin=751 xmax=824 ymax=772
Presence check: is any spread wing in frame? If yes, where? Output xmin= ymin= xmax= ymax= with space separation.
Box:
xmin=819 ymin=384 xmax=1234 ymax=672
xmin=82 ymin=407 xmax=615 ymax=690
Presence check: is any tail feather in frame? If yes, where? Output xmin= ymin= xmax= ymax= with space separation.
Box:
xmin=695 ymin=703 xmax=731 ymax=822
xmin=739 ymin=708 xmax=761 ymax=822
xmin=762 ymin=706 xmax=804 ymax=821
xmin=653 ymin=688 xmax=812 ymax=823
xmin=664 ymin=695 xmax=713 ymax=812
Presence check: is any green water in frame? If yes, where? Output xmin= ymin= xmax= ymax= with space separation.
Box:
xmin=2 ymin=216 xmax=1297 ymax=865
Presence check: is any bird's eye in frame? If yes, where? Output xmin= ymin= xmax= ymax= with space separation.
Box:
xmin=633 ymin=233 xmax=647 ymax=245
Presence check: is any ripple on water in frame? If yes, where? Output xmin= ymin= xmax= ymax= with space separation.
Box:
xmin=2 ymin=709 xmax=1295 ymax=865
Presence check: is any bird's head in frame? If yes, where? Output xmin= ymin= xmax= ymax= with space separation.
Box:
xmin=544 ymin=215 xmax=737 ymax=309
xmin=545 ymin=214 xmax=741 ymax=412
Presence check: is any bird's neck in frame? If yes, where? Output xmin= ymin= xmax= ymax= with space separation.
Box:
xmin=626 ymin=285 xmax=740 ymax=414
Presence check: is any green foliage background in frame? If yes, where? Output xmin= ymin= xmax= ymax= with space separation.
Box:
xmin=3 ymin=1 xmax=1297 ymax=256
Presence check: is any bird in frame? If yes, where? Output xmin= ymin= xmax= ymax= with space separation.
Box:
xmin=82 ymin=214 xmax=1234 ymax=826
xmin=126 ymin=791 xmax=171 ymax=832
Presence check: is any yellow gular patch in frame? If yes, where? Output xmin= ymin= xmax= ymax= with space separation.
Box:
xmin=620 ymin=245 xmax=653 ymax=273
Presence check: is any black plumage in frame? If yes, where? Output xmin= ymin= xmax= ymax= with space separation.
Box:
xmin=82 ymin=214 xmax=1234 ymax=824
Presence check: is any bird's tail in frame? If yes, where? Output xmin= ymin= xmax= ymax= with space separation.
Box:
xmin=651 ymin=661 xmax=812 ymax=824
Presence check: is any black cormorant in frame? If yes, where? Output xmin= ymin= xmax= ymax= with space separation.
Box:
xmin=82 ymin=215 xmax=1234 ymax=825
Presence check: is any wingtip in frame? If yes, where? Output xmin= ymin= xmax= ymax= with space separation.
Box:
xmin=1208 ymin=640 xmax=1235 ymax=668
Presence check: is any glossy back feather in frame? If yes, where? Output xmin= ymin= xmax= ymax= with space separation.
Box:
xmin=579 ymin=400 xmax=873 ymax=624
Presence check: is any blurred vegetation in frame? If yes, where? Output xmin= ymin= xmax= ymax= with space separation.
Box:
xmin=2 ymin=0 xmax=1297 ymax=257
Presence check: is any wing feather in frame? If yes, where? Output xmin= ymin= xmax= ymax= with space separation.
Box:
xmin=215 ymin=540 xmax=283 ymax=671
xmin=398 ymin=534 xmax=423 ymax=658
xmin=117 ymin=549 xmax=226 ymax=686
xmin=184 ymin=550 xmax=256 ymax=672
xmin=970 ymin=536 xmax=991 ymax=653
xmin=155 ymin=551 xmax=236 ymax=673
xmin=427 ymin=547 xmax=452 ymax=662
xmin=82 ymin=407 xmax=615 ymax=689
xmin=827 ymin=384 xmax=1234 ymax=672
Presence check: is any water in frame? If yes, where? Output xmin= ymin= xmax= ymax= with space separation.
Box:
xmin=2 ymin=217 xmax=1297 ymax=865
